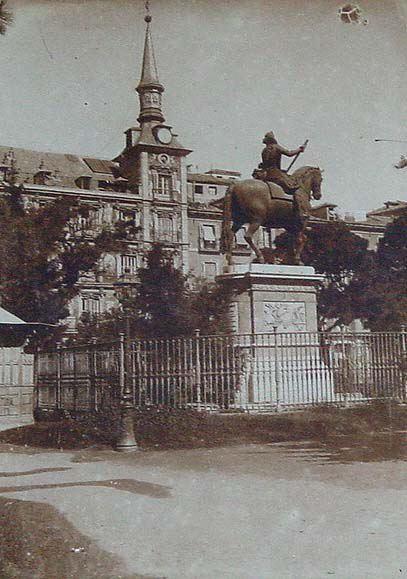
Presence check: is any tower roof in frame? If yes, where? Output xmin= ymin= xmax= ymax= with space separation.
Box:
xmin=137 ymin=14 xmax=164 ymax=94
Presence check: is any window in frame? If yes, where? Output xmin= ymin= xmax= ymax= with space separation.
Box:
xmin=81 ymin=296 xmax=101 ymax=316
xmin=120 ymin=255 xmax=138 ymax=278
xmin=118 ymin=209 xmax=140 ymax=226
xmin=75 ymin=176 xmax=92 ymax=190
xmin=201 ymin=224 xmax=217 ymax=250
xmin=202 ymin=262 xmax=217 ymax=278
xmin=98 ymin=180 xmax=115 ymax=190
xmin=157 ymin=215 xmax=174 ymax=242
xmin=157 ymin=174 xmax=171 ymax=196
xmin=194 ymin=184 xmax=204 ymax=195
xmin=208 ymin=186 xmax=217 ymax=196
xmin=78 ymin=206 xmax=97 ymax=230
xmin=117 ymin=209 xmax=141 ymax=239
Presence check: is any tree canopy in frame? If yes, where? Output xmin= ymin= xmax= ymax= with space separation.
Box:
xmin=0 ymin=184 xmax=121 ymax=345
xmin=356 ymin=213 xmax=407 ymax=331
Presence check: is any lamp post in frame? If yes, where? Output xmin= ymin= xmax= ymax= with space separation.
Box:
xmin=115 ymin=333 xmax=138 ymax=452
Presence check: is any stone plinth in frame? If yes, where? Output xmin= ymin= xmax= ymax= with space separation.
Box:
xmin=216 ymin=264 xmax=334 ymax=408
xmin=216 ymin=264 xmax=323 ymax=335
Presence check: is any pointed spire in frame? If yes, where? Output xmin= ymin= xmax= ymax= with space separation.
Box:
xmin=136 ymin=4 xmax=165 ymax=124
xmin=138 ymin=8 xmax=161 ymax=90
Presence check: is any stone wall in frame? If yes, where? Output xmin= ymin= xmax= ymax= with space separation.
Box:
xmin=0 ymin=347 xmax=34 ymax=418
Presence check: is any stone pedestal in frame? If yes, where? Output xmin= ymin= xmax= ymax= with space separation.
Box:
xmin=216 ymin=264 xmax=334 ymax=409
xmin=216 ymin=264 xmax=323 ymax=335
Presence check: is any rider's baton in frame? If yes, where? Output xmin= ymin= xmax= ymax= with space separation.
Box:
xmin=287 ymin=139 xmax=309 ymax=172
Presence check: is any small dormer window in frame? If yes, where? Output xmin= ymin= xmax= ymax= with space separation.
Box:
xmin=98 ymin=180 xmax=115 ymax=190
xmin=33 ymin=170 xmax=52 ymax=185
xmin=75 ymin=175 xmax=92 ymax=190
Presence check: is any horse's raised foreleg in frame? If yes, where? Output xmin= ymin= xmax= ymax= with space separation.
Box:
xmin=244 ymin=222 xmax=264 ymax=263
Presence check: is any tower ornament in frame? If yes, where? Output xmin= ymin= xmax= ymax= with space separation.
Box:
xmin=145 ymin=0 xmax=151 ymax=23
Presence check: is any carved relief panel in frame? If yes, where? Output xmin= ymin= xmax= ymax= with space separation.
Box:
xmin=262 ymin=302 xmax=307 ymax=332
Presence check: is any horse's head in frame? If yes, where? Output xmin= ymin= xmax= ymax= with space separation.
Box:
xmin=310 ymin=167 xmax=323 ymax=200
xmin=292 ymin=166 xmax=323 ymax=200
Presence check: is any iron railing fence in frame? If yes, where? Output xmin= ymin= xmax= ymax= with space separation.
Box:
xmin=35 ymin=331 xmax=407 ymax=413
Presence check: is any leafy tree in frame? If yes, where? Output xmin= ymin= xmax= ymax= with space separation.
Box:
xmin=0 ymin=183 xmax=122 ymax=346
xmin=188 ymin=279 xmax=233 ymax=336
xmin=124 ymin=244 xmax=191 ymax=338
xmin=0 ymin=1 xmax=13 ymax=35
xmin=357 ymin=214 xmax=407 ymax=330
xmin=272 ymin=222 xmax=369 ymax=330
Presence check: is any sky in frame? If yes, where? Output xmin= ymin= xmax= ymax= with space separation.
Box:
xmin=0 ymin=0 xmax=406 ymax=214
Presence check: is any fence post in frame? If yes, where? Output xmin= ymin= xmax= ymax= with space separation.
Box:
xmin=115 ymin=333 xmax=138 ymax=452
xmin=33 ymin=346 xmax=39 ymax=417
xmin=56 ymin=342 xmax=62 ymax=412
xmin=273 ymin=327 xmax=281 ymax=412
xmin=340 ymin=327 xmax=349 ymax=407
xmin=195 ymin=329 xmax=202 ymax=411
xmin=89 ymin=337 xmax=98 ymax=412
xmin=401 ymin=325 xmax=407 ymax=402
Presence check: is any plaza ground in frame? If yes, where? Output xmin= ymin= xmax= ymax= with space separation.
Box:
xmin=0 ymin=431 xmax=406 ymax=578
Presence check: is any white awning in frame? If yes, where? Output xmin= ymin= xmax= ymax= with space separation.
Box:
xmin=201 ymin=224 xmax=216 ymax=241
xmin=0 ymin=307 xmax=27 ymax=325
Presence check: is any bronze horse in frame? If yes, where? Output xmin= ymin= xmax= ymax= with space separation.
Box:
xmin=215 ymin=166 xmax=323 ymax=265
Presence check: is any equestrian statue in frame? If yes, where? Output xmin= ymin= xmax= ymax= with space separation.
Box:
xmin=213 ymin=131 xmax=323 ymax=266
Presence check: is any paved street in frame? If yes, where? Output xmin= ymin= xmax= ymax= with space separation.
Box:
xmin=0 ymin=438 xmax=406 ymax=578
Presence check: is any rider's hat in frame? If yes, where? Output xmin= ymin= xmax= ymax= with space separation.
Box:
xmin=263 ymin=131 xmax=276 ymax=144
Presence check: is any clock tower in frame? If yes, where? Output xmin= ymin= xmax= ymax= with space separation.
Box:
xmin=116 ymin=8 xmax=192 ymax=271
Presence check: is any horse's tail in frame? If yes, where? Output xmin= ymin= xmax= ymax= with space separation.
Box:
xmin=220 ymin=185 xmax=235 ymax=259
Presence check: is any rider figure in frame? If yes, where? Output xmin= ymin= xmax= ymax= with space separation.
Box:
xmin=253 ymin=131 xmax=309 ymax=220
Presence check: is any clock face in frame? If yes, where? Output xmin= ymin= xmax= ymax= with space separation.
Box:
xmin=156 ymin=127 xmax=172 ymax=145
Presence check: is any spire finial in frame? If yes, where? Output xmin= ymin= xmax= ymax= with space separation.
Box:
xmin=145 ymin=1 xmax=151 ymax=23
